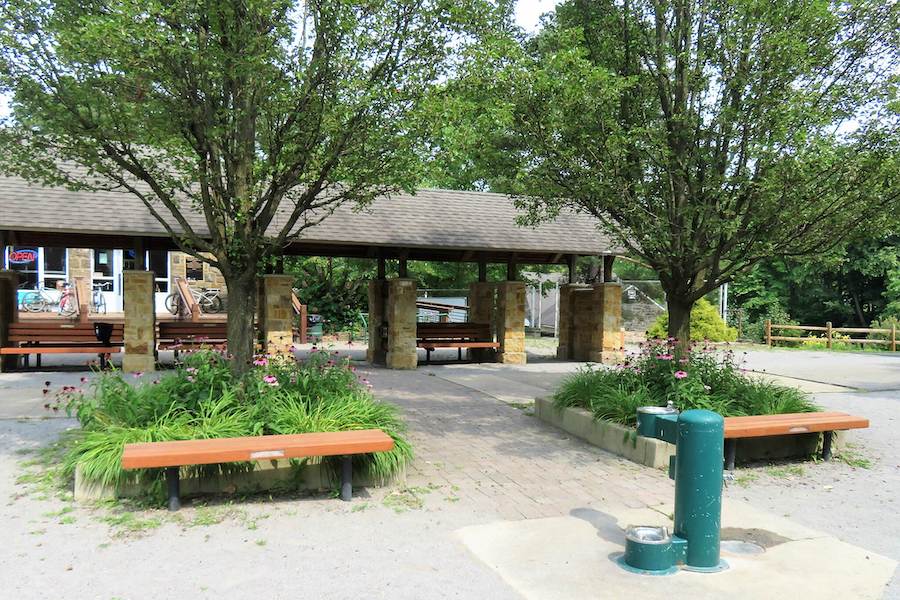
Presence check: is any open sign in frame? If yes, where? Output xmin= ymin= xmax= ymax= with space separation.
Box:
xmin=7 ymin=248 xmax=38 ymax=264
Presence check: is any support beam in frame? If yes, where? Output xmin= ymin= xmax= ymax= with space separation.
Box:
xmin=261 ymin=274 xmax=294 ymax=355
xmin=377 ymin=256 xmax=386 ymax=280
xmin=568 ymin=254 xmax=578 ymax=283
xmin=398 ymin=258 xmax=408 ymax=279
xmin=0 ymin=270 xmax=19 ymax=372
xmin=133 ymin=237 xmax=146 ymax=270
xmin=506 ymin=256 xmax=518 ymax=282
xmin=478 ymin=259 xmax=487 ymax=283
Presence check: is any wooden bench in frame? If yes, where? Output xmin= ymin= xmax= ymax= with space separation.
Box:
xmin=121 ymin=429 xmax=394 ymax=510
xmin=0 ymin=321 xmax=123 ymax=369
xmin=723 ymin=411 xmax=869 ymax=470
xmin=416 ymin=322 xmax=500 ymax=363
xmin=158 ymin=321 xmax=228 ymax=358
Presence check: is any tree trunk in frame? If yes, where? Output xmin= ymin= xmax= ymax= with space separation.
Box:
xmin=666 ymin=296 xmax=694 ymax=356
xmin=224 ymin=270 xmax=258 ymax=375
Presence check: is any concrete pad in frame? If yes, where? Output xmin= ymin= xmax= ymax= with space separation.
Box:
xmin=749 ymin=372 xmax=851 ymax=394
xmin=457 ymin=499 xmax=895 ymax=600
xmin=425 ymin=368 xmax=547 ymax=406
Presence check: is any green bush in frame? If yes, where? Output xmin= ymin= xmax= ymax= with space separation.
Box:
xmin=553 ymin=338 xmax=817 ymax=427
xmin=52 ymin=350 xmax=412 ymax=500
xmin=869 ymin=315 xmax=899 ymax=345
xmin=647 ymin=298 xmax=737 ymax=342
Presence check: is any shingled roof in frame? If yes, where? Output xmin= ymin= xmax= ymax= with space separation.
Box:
xmin=0 ymin=174 xmax=621 ymax=263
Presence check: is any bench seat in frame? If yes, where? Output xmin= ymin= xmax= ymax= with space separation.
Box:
xmin=722 ymin=411 xmax=868 ymax=469
xmin=157 ymin=322 xmax=228 ymax=354
xmin=122 ymin=429 xmax=394 ymax=510
xmin=416 ymin=322 xmax=499 ymax=363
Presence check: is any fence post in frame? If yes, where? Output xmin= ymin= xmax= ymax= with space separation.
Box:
xmin=892 ymin=324 xmax=896 ymax=353
xmin=826 ymin=321 xmax=832 ymax=350
xmin=765 ymin=319 xmax=772 ymax=347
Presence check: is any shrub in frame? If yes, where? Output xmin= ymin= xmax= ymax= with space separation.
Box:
xmin=553 ymin=338 xmax=817 ymax=427
xmin=647 ymin=298 xmax=737 ymax=342
xmin=869 ymin=315 xmax=900 ymax=344
xmin=54 ymin=350 xmax=412 ymax=498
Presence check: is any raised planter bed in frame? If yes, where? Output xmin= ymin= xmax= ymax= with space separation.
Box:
xmin=535 ymin=397 xmax=828 ymax=469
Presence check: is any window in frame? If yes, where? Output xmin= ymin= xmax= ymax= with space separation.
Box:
xmin=42 ymin=247 xmax=67 ymax=288
xmin=92 ymin=249 xmax=114 ymax=291
xmin=149 ymin=250 xmax=169 ymax=292
xmin=185 ymin=256 xmax=204 ymax=281
xmin=5 ymin=246 xmax=39 ymax=288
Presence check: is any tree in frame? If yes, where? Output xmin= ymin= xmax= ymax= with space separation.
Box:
xmin=449 ymin=0 xmax=900 ymax=350
xmin=0 ymin=0 xmax=497 ymax=371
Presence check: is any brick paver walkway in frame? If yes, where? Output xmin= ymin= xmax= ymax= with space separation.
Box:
xmin=364 ymin=366 xmax=672 ymax=522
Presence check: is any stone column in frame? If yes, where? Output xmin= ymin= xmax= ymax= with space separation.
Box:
xmin=556 ymin=283 xmax=585 ymax=360
xmin=592 ymin=282 xmax=624 ymax=364
xmin=495 ymin=281 xmax=526 ymax=365
xmin=122 ymin=270 xmax=156 ymax=373
xmin=468 ymin=282 xmax=496 ymax=362
xmin=367 ymin=279 xmax=386 ymax=365
xmin=66 ymin=249 xmax=92 ymax=281
xmin=0 ymin=270 xmax=19 ymax=372
xmin=385 ymin=278 xmax=418 ymax=369
xmin=261 ymin=274 xmax=294 ymax=356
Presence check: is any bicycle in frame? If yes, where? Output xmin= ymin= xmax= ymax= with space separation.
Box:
xmin=20 ymin=283 xmax=78 ymax=317
xmin=90 ymin=284 xmax=107 ymax=314
xmin=165 ymin=286 xmax=223 ymax=315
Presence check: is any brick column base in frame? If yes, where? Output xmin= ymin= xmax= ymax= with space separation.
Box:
xmin=367 ymin=280 xmax=386 ymax=366
xmin=262 ymin=275 xmax=294 ymax=356
xmin=122 ymin=270 xmax=156 ymax=373
xmin=468 ymin=282 xmax=497 ymax=362
xmin=496 ymin=281 xmax=526 ymax=365
xmin=385 ymin=279 xmax=417 ymax=369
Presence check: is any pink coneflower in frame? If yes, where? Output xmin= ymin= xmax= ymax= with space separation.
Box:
xmin=656 ymin=354 xmax=674 ymax=361
xmin=263 ymin=375 xmax=279 ymax=387
xmin=186 ymin=375 xmax=195 ymax=383
xmin=132 ymin=371 xmax=144 ymax=378
xmin=186 ymin=367 xmax=198 ymax=375
xmin=674 ymin=370 xmax=688 ymax=379
xmin=253 ymin=357 xmax=268 ymax=367
xmin=80 ymin=376 xmax=88 ymax=384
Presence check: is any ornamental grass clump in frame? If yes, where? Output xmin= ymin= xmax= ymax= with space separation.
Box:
xmin=553 ymin=338 xmax=818 ymax=427
xmin=55 ymin=349 xmax=412 ymax=498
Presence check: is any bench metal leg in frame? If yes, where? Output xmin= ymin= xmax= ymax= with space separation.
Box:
xmin=425 ymin=348 xmax=431 ymax=364
xmin=822 ymin=431 xmax=834 ymax=461
xmin=166 ymin=467 xmax=181 ymax=511
xmin=725 ymin=439 xmax=737 ymax=471
xmin=36 ymin=353 xmax=41 ymax=368
xmin=341 ymin=456 xmax=352 ymax=502
xmin=458 ymin=347 xmax=462 ymax=361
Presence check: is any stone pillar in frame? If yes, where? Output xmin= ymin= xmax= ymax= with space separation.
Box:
xmin=122 ymin=270 xmax=156 ymax=373
xmin=0 ymin=270 xmax=19 ymax=372
xmin=261 ymin=274 xmax=294 ymax=356
xmin=468 ymin=282 xmax=496 ymax=362
xmin=495 ymin=281 xmax=526 ymax=365
xmin=592 ymin=282 xmax=624 ymax=364
xmin=556 ymin=283 xmax=585 ymax=360
xmin=385 ymin=278 xmax=418 ymax=369
xmin=557 ymin=282 xmax=624 ymax=364
xmin=367 ymin=280 xmax=386 ymax=365
xmin=67 ymin=249 xmax=92 ymax=281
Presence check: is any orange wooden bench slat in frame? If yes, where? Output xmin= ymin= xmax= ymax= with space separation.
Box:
xmin=121 ymin=429 xmax=394 ymax=469
xmin=723 ymin=412 xmax=869 ymax=439
xmin=419 ymin=341 xmax=500 ymax=349
xmin=0 ymin=346 xmax=123 ymax=355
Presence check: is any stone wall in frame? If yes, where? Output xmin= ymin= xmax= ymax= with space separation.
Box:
xmin=0 ymin=270 xmax=19 ymax=371
xmin=170 ymin=252 xmax=226 ymax=291
xmin=66 ymin=249 xmax=92 ymax=281
xmin=467 ymin=282 xmax=497 ymax=362
xmin=556 ymin=282 xmax=624 ymax=364
xmin=122 ymin=271 xmax=156 ymax=373
xmin=367 ymin=280 xmax=386 ymax=365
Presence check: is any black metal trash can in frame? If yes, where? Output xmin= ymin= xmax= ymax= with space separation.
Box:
xmin=94 ymin=322 xmax=114 ymax=346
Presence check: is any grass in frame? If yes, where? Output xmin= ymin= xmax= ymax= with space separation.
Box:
xmin=837 ymin=443 xmax=873 ymax=469
xmin=765 ymin=464 xmax=805 ymax=478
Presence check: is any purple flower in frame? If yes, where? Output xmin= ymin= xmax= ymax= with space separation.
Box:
xmin=263 ymin=375 xmax=279 ymax=387
xmin=186 ymin=367 xmax=198 ymax=375
xmin=186 ymin=375 xmax=195 ymax=383
xmin=132 ymin=371 xmax=144 ymax=378
xmin=253 ymin=357 xmax=268 ymax=367
xmin=674 ymin=370 xmax=688 ymax=379
xmin=656 ymin=354 xmax=674 ymax=361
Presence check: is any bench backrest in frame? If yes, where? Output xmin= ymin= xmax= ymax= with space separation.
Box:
xmin=158 ymin=321 xmax=228 ymax=340
xmin=8 ymin=321 xmax=124 ymax=344
xmin=416 ymin=322 xmax=492 ymax=341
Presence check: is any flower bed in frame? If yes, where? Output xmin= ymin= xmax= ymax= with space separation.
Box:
xmin=553 ymin=338 xmax=819 ymax=424
xmin=54 ymin=349 xmax=411 ymax=503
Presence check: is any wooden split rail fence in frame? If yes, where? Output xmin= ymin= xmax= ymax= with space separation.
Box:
xmin=765 ymin=320 xmax=897 ymax=352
